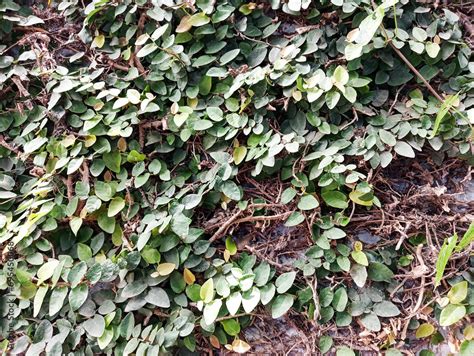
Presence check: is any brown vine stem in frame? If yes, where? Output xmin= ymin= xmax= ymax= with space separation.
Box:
xmin=370 ymin=0 xmax=445 ymax=104
xmin=208 ymin=203 xmax=289 ymax=243
xmin=0 ymin=134 xmax=21 ymax=156
xmin=244 ymin=245 xmax=292 ymax=271
xmin=387 ymin=40 xmax=444 ymax=102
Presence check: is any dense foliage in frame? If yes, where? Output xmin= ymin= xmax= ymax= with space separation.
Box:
xmin=0 ymin=0 xmax=473 ymax=354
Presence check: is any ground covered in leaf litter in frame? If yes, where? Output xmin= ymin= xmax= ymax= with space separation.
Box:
xmin=201 ymin=153 xmax=473 ymax=355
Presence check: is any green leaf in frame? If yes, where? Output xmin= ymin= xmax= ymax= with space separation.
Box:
xmin=206 ymin=106 xmax=223 ymax=121
xmin=95 ymin=182 xmax=113 ymax=202
xmin=412 ymin=27 xmax=427 ymax=42
xmin=98 ymin=328 xmax=114 ymax=350
xmin=360 ymin=312 xmax=381 ymax=331
xmin=37 ymin=259 xmax=60 ymax=285
xmin=275 ymin=271 xmax=296 ymax=294
xmin=430 ymin=93 xmax=459 ymax=138
xmin=145 ymin=287 xmax=170 ymax=308
xmin=134 ymin=173 xmax=150 ymax=188
xmin=288 ymin=0 xmax=302 ymax=12
xmin=254 ymin=262 xmax=271 ymax=287
xmin=260 ymin=284 xmax=276 ymax=305
xmin=345 ymin=43 xmax=363 ymax=61
xmin=67 ymin=157 xmax=84 ymax=175
xmin=137 ymin=43 xmax=158 ymax=58
xmin=122 ymin=280 xmax=147 ymax=298
xmin=69 ymin=217 xmax=83 ymax=236
xmin=325 ymin=91 xmax=340 ymax=109
xmin=33 ymin=286 xmax=48 ymax=317
xmin=24 ymin=137 xmax=48 ymax=154
xmin=298 ymin=194 xmax=319 ymax=210
xmin=368 ymin=262 xmax=394 ymax=282
xmin=280 ymin=187 xmax=297 ymax=204
xmin=460 ymin=340 xmax=474 ymax=356
xmin=103 ymin=150 xmax=121 ymax=173
xmin=435 ymin=234 xmax=458 ymax=287
xmin=457 ymin=222 xmax=474 ymax=252
xmin=343 ymin=86 xmax=357 ymax=103
xmin=226 ymin=292 xmax=242 ymax=315
xmin=54 ymin=78 xmax=76 ymax=93
xmin=188 ymin=12 xmax=210 ymax=27
xmin=242 ymin=287 xmax=260 ymax=313
xmin=221 ymin=181 xmax=242 ymax=201
xmin=68 ymin=261 xmax=87 ymax=287
xmin=356 ymin=5 xmax=385 ymax=46
xmin=332 ymin=287 xmax=348 ymax=312
xmin=321 ymin=191 xmax=348 ymax=209
xmin=333 ymin=66 xmax=349 ymax=86
xmin=350 ymin=264 xmax=367 ymax=288
xmin=319 ymin=335 xmax=333 ymax=354
xmin=77 ymin=243 xmax=92 ymax=261
xmin=379 ymin=129 xmax=396 ymax=146
xmin=199 ymin=75 xmax=212 ymax=95
xmin=225 ymin=236 xmax=237 ymax=255
xmin=447 ymin=281 xmax=468 ymax=304
xmin=271 ymin=294 xmax=294 ymax=318
xmin=285 ymin=211 xmax=305 ymax=226
xmin=373 ymin=301 xmax=400 ymax=317
xmin=126 ymin=89 xmax=141 ymax=104
xmin=203 ymin=299 xmax=222 ymax=325
xmin=108 ymin=197 xmax=125 ymax=217
xmin=351 ymin=251 xmax=368 ymax=266
xmin=439 ymin=304 xmax=466 ymax=326
xmin=394 ymin=141 xmax=415 ymax=158
xmin=193 ymin=119 xmax=213 ymax=130
xmin=98 ymin=214 xmax=116 ymax=234
xmin=425 ymin=42 xmax=440 ymax=58
xmin=220 ymin=319 xmax=240 ymax=336
xmin=336 ymin=346 xmax=356 ymax=356
xmin=49 ymin=286 xmax=68 ymax=316
xmin=113 ymin=97 xmax=129 ymax=110
xmin=83 ymin=315 xmax=106 ymax=338
xmin=322 ymin=227 xmax=346 ymax=240
xmin=220 ymin=49 xmax=240 ymax=65
xmin=69 ymin=284 xmax=89 ymax=311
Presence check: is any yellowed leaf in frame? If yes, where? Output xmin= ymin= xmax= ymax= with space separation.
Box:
xmin=183 ymin=268 xmax=196 ymax=285
xmin=233 ymin=146 xmax=247 ymax=165
xmin=93 ymin=35 xmax=105 ymax=49
xmin=349 ymin=190 xmax=373 ymax=207
xmin=187 ymin=97 xmax=198 ymax=109
xmin=176 ymin=16 xmax=192 ymax=33
xmin=62 ymin=134 xmax=76 ymax=147
xmin=224 ymin=249 xmax=230 ymax=262
xmin=84 ymin=135 xmax=96 ymax=147
xmin=464 ymin=324 xmax=474 ymax=340
xmin=170 ymin=102 xmax=179 ymax=114
xmin=232 ymin=339 xmax=251 ymax=354
xmin=157 ymin=263 xmax=176 ymax=276
xmin=200 ymin=278 xmax=214 ymax=303
xmin=93 ymin=102 xmax=104 ymax=111
xmin=415 ymin=323 xmax=435 ymax=338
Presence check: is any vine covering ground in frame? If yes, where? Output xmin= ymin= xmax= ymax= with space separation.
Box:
xmin=0 ymin=0 xmax=473 ymax=355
